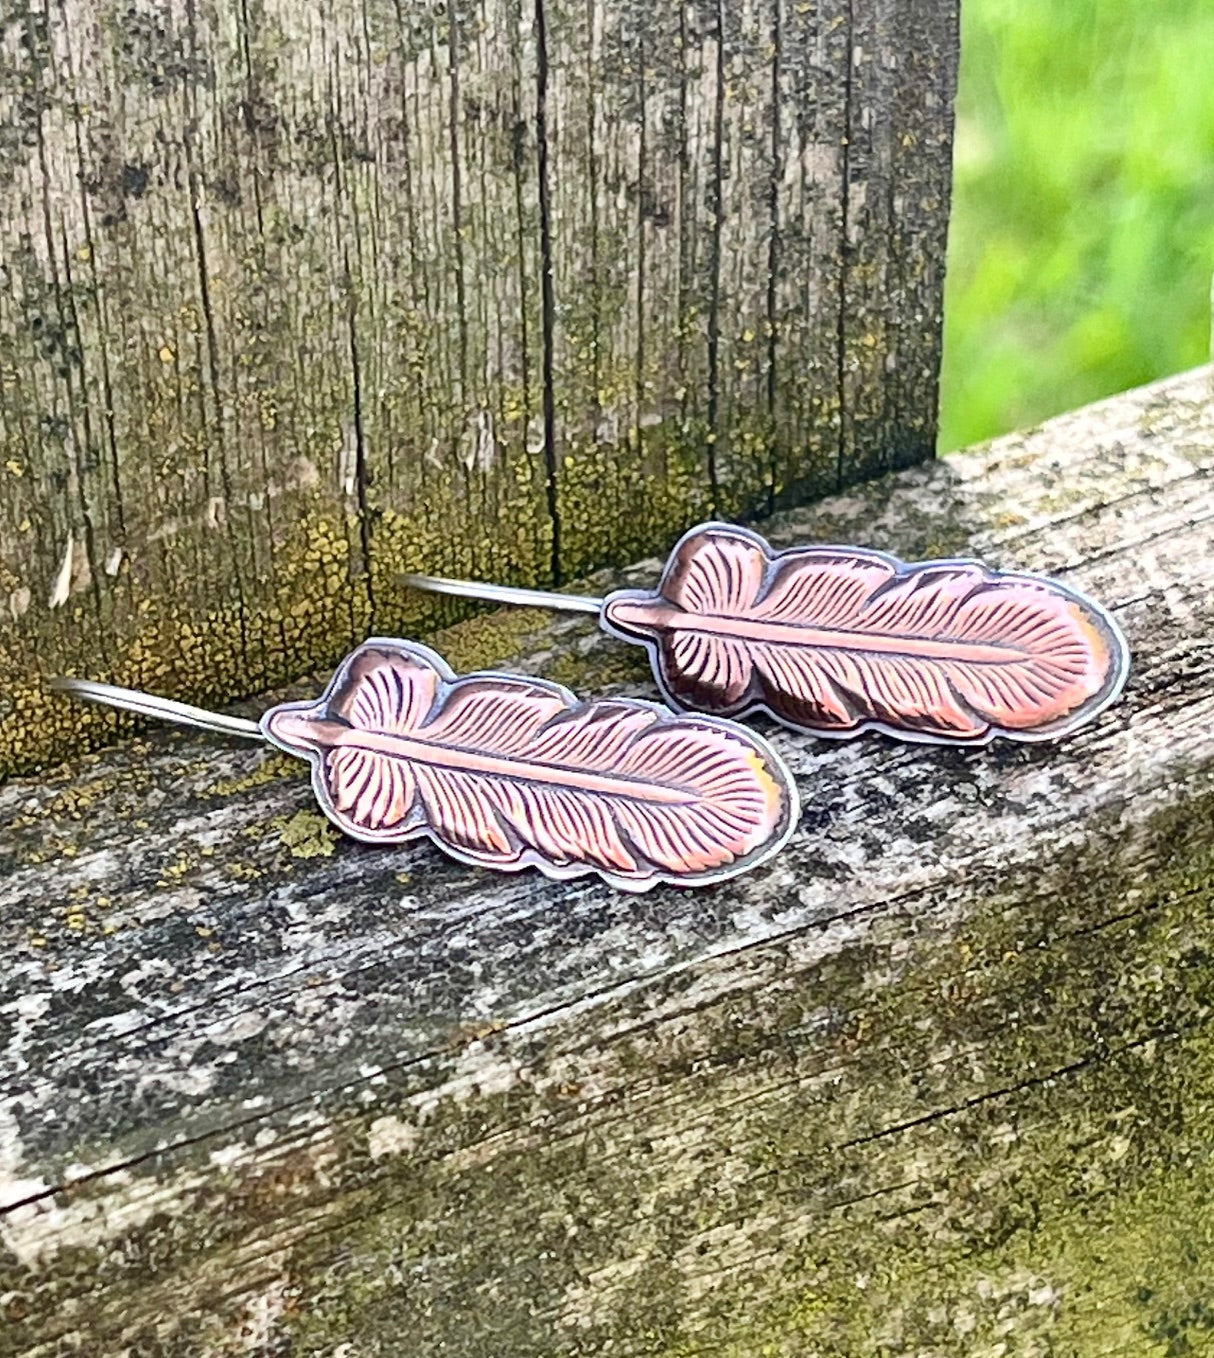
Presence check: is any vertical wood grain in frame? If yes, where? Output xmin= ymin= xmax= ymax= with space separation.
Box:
xmin=0 ymin=0 xmax=958 ymax=775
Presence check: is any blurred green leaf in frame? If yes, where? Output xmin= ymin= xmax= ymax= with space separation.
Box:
xmin=939 ymin=0 xmax=1214 ymax=451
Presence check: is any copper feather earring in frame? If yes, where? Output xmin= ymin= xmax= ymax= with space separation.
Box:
xmin=402 ymin=522 xmax=1131 ymax=745
xmin=54 ymin=638 xmax=798 ymax=891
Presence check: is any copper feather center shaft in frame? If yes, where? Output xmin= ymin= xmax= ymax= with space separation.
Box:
xmin=607 ymin=601 xmax=1034 ymax=665
xmin=290 ymin=717 xmax=699 ymax=805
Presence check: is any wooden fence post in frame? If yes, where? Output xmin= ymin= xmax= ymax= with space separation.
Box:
xmin=0 ymin=0 xmax=959 ymax=776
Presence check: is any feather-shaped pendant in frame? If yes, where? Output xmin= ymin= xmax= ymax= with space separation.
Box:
xmin=259 ymin=639 xmax=798 ymax=890
xmin=403 ymin=523 xmax=1130 ymax=745
xmin=601 ymin=525 xmax=1130 ymax=743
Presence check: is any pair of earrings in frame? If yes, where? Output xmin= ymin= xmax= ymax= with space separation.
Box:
xmin=55 ymin=523 xmax=1129 ymax=892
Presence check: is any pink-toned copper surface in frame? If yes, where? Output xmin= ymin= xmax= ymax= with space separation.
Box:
xmin=602 ymin=524 xmax=1130 ymax=743
xmin=261 ymin=639 xmax=797 ymax=890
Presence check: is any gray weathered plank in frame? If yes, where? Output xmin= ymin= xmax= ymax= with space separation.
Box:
xmin=1 ymin=366 xmax=1212 ymax=1354
xmin=0 ymin=0 xmax=959 ymax=778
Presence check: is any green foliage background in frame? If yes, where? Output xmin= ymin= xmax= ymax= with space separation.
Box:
xmin=939 ymin=0 xmax=1214 ymax=451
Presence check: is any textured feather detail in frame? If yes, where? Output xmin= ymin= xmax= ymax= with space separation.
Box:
xmin=602 ymin=525 xmax=1129 ymax=742
xmin=260 ymin=640 xmax=796 ymax=889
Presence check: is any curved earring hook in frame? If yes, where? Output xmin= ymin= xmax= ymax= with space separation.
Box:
xmin=398 ymin=572 xmax=604 ymax=615
xmin=49 ymin=677 xmax=264 ymax=741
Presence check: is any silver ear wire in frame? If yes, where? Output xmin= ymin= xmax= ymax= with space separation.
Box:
xmin=399 ymin=572 xmax=605 ymax=616
xmin=50 ymin=677 xmax=264 ymax=741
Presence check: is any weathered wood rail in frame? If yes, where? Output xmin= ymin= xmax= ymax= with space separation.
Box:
xmin=0 ymin=0 xmax=958 ymax=778
xmin=2 ymin=367 xmax=1213 ymax=1355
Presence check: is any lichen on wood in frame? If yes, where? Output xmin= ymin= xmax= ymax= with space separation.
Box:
xmin=1 ymin=368 xmax=1212 ymax=1355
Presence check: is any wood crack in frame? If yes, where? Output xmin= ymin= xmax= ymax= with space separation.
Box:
xmin=765 ymin=0 xmax=782 ymax=512
xmin=533 ymin=0 xmax=562 ymax=583
xmin=344 ymin=254 xmax=377 ymax=626
xmin=704 ymin=0 xmax=727 ymax=513
xmin=834 ymin=0 xmax=855 ymax=491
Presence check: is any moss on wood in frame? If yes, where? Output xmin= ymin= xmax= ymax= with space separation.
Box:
xmin=1 ymin=791 xmax=1212 ymax=1356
